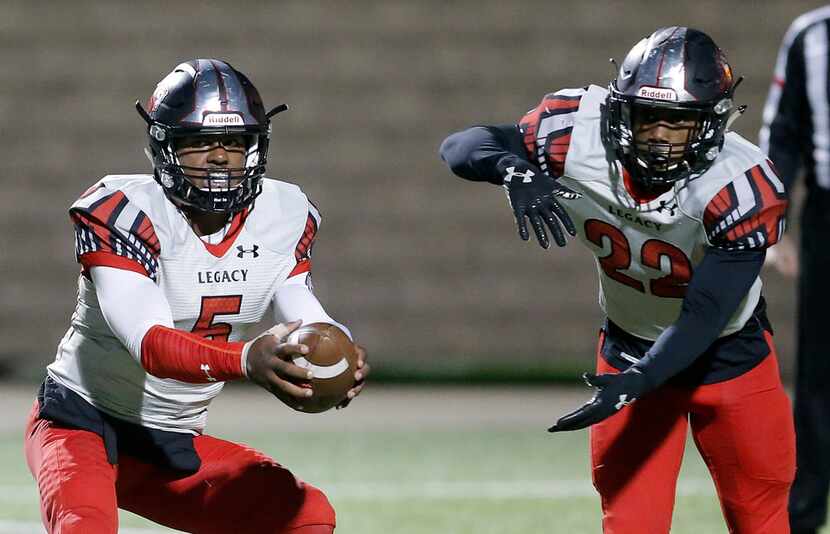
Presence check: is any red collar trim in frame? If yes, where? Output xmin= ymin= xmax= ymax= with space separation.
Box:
xmin=202 ymin=208 xmax=250 ymax=258
xmin=622 ymin=167 xmax=672 ymax=204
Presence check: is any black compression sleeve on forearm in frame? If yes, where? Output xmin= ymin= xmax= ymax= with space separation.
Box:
xmin=439 ymin=124 xmax=527 ymax=185
xmin=631 ymin=247 xmax=766 ymax=390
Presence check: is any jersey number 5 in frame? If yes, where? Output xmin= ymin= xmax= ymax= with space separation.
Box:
xmin=192 ymin=295 xmax=243 ymax=341
xmin=584 ymin=219 xmax=691 ymax=298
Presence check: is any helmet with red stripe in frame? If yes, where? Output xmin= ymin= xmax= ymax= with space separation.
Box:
xmin=602 ymin=27 xmax=744 ymax=189
xmin=136 ymin=59 xmax=287 ymax=213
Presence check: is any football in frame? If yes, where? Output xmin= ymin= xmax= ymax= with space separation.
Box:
xmin=286 ymin=322 xmax=358 ymax=413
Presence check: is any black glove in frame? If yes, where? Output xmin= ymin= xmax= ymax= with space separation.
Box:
xmin=548 ymin=368 xmax=650 ymax=432
xmin=497 ymin=155 xmax=580 ymax=249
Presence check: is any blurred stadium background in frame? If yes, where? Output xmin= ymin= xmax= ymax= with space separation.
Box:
xmin=2 ymin=0 xmax=823 ymax=381
xmin=2 ymin=1 xmax=827 ymax=532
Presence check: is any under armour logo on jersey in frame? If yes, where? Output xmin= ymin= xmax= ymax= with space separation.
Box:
xmin=658 ymin=200 xmax=678 ymax=216
xmin=503 ymin=166 xmax=535 ymax=184
xmin=614 ymin=394 xmax=634 ymax=411
xmin=236 ymin=245 xmax=260 ymax=258
xmin=200 ymin=364 xmax=217 ymax=382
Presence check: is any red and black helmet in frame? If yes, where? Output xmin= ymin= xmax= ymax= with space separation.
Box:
xmin=136 ymin=59 xmax=287 ymax=213
xmin=602 ymin=27 xmax=744 ymax=188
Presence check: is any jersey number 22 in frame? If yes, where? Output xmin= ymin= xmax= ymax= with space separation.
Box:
xmin=585 ymin=219 xmax=691 ymax=298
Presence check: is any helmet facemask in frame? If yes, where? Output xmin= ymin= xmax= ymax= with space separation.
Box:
xmin=605 ymin=94 xmax=736 ymax=188
xmin=149 ymin=126 xmax=268 ymax=213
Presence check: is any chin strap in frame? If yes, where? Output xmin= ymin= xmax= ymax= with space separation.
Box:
xmin=723 ymin=76 xmax=746 ymax=131
xmin=266 ymin=103 xmax=289 ymax=119
xmin=725 ymin=104 xmax=747 ymax=131
xmin=135 ymin=100 xmax=152 ymax=124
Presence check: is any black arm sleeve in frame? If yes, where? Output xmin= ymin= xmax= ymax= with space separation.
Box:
xmin=764 ymin=30 xmax=808 ymax=192
xmin=439 ymin=124 xmax=528 ymax=185
xmin=631 ymin=247 xmax=766 ymax=390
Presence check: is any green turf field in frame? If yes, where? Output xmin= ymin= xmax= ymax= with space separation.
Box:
xmin=0 ymin=385 xmax=791 ymax=533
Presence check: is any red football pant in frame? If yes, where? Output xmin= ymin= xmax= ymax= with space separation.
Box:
xmin=24 ymin=402 xmax=335 ymax=534
xmin=590 ymin=332 xmax=795 ymax=534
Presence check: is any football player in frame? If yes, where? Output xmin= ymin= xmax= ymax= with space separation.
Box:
xmin=24 ymin=59 xmax=369 ymax=534
xmin=440 ymin=27 xmax=795 ymax=533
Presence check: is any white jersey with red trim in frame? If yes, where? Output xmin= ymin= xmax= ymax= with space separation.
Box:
xmin=518 ymin=85 xmax=787 ymax=340
xmin=47 ymin=175 xmax=320 ymax=433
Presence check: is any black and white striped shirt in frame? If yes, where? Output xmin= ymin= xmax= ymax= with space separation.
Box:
xmin=761 ymin=5 xmax=830 ymax=194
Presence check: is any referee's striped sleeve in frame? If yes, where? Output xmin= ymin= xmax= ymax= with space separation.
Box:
xmin=760 ymin=7 xmax=830 ymax=192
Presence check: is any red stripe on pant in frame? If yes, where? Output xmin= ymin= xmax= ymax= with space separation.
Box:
xmin=23 ymin=401 xmax=335 ymax=534
xmin=590 ymin=331 xmax=795 ymax=534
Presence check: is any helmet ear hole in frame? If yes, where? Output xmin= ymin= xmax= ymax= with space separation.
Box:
xmin=149 ymin=125 xmax=167 ymax=142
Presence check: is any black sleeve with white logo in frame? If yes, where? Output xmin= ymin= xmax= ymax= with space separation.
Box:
xmin=439 ymin=124 xmax=528 ymax=185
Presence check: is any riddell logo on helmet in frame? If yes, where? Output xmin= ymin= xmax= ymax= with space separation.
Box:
xmin=636 ymin=86 xmax=678 ymax=101
xmin=203 ymin=113 xmax=245 ymax=126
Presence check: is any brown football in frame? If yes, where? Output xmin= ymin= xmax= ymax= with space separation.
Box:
xmin=286 ymin=323 xmax=358 ymax=413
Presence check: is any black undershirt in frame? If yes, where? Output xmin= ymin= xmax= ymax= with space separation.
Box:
xmin=37 ymin=376 xmax=201 ymax=473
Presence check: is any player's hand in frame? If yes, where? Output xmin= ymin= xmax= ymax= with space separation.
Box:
xmin=548 ymin=368 xmax=648 ymax=432
xmin=498 ymin=155 xmax=580 ymax=249
xmin=764 ymin=234 xmax=799 ymax=278
xmin=244 ymin=320 xmax=315 ymax=402
xmin=336 ymin=344 xmax=369 ymax=410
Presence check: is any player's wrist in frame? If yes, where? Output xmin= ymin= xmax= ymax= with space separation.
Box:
xmin=622 ymin=365 xmax=654 ymax=397
xmin=242 ymin=334 xmax=275 ymax=379
xmin=241 ymin=340 xmax=254 ymax=379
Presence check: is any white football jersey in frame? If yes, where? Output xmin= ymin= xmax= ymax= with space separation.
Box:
xmin=519 ymin=85 xmax=787 ymax=340
xmin=48 ymin=176 xmax=320 ymax=433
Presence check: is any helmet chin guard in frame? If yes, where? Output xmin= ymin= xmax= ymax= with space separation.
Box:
xmin=601 ymin=27 xmax=745 ymax=189
xmin=136 ymin=59 xmax=288 ymax=213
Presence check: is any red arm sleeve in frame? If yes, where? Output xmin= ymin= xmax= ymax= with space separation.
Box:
xmin=141 ymin=325 xmax=246 ymax=383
